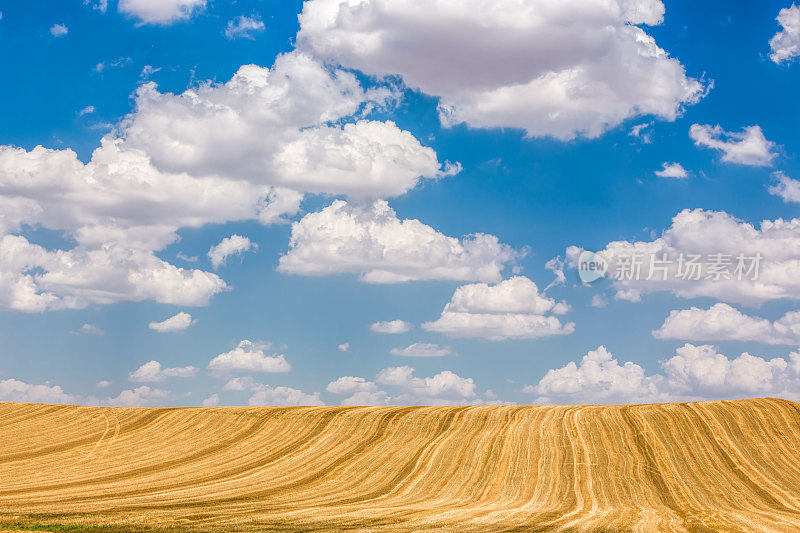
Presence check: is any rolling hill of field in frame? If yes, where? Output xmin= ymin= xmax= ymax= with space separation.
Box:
xmin=1 ymin=399 xmax=799 ymax=532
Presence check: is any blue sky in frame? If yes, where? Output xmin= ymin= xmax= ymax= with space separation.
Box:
xmin=1 ymin=0 xmax=800 ymax=407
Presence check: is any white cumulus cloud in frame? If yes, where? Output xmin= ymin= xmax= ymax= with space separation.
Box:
xmin=101 ymin=385 xmax=173 ymax=407
xmin=390 ymin=342 xmax=455 ymax=357
xmin=278 ymin=200 xmax=518 ymax=283
xmin=222 ymin=376 xmax=256 ymax=391
xmin=123 ymin=52 xmax=451 ymax=198
xmin=216 ymin=375 xmax=324 ymax=406
xmin=654 ymin=162 xmax=688 ymax=179
xmin=50 ymin=23 xmax=68 ymax=37
xmin=525 ymin=343 xmax=800 ymax=404
xmin=370 ymin=319 xmax=413 ymax=334
xmin=71 ymin=323 xmax=104 ymax=335
xmin=689 ymin=124 xmax=777 ymax=166
xmin=526 ymin=346 xmax=665 ymax=404
xmin=297 ymin=0 xmax=705 ymax=140
xmin=148 ymin=311 xmax=195 ymax=332
xmin=248 ymin=385 xmax=324 ymax=406
xmin=770 ymin=4 xmax=800 ymax=64
xmin=377 ymin=366 xmax=477 ymax=404
xmin=590 ymin=294 xmax=608 ymax=308
xmin=202 ymin=393 xmax=220 ymax=407
xmin=0 ymin=49 xmax=447 ymax=314
xmin=208 ymin=235 xmax=256 ymax=269
xmin=207 ymin=340 xmax=291 ymax=373
xmin=339 ymin=390 xmax=391 ymax=406
xmin=423 ymin=276 xmax=574 ymax=340
xmin=0 ymin=232 xmax=227 ymax=312
xmin=653 ymin=303 xmax=800 ymax=345
xmin=129 ymin=360 xmax=198 ymax=382
xmin=769 ymin=171 xmax=800 ymax=204
xmin=326 ymin=376 xmax=378 ymax=394
xmin=118 ymin=0 xmax=205 ymax=25
xmin=0 ymin=379 xmax=77 ymax=404
xmin=328 ymin=366 xmax=505 ymax=406
xmin=662 ymin=344 xmax=799 ymax=400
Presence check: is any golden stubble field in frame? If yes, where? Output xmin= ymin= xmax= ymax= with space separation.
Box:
xmin=1 ymin=398 xmax=799 ymax=532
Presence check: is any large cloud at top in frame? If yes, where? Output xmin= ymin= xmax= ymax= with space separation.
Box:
xmin=297 ymin=0 xmax=706 ymax=139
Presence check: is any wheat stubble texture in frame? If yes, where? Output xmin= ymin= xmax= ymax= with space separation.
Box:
xmin=1 ymin=399 xmax=799 ymax=531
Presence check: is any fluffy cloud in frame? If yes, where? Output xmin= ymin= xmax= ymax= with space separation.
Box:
xmin=769 ymin=172 xmax=800 ymax=204
xmin=423 ymin=313 xmax=574 ymax=341
xmin=278 ymin=200 xmax=517 ymax=283
xmin=297 ymin=0 xmax=705 ymax=140
xmin=370 ymin=319 xmax=412 ymax=334
xmin=224 ymin=15 xmax=265 ymax=40
xmin=526 ymin=343 xmax=800 ymax=404
xmin=423 ymin=276 xmax=574 ymax=340
xmin=118 ymin=0 xmax=205 ymax=25
xmin=326 ymin=376 xmax=377 ymax=394
xmin=569 ymin=208 xmax=800 ymax=305
xmin=129 ymin=360 xmax=198 ymax=382
xmin=208 ymin=374 xmax=325 ymax=406
xmin=654 ymin=162 xmax=688 ymax=179
xmin=770 ymin=4 xmax=800 ymax=64
xmin=207 ymin=340 xmax=291 ymax=373
xmin=689 ymin=124 xmax=777 ymax=166
xmin=390 ymin=342 xmax=455 ymax=357
xmin=590 ymin=294 xmax=608 ymax=308
xmin=49 ymin=24 xmax=68 ymax=37
xmin=0 ymin=232 xmax=227 ymax=312
xmin=661 ymin=344 xmax=800 ymax=399
xmin=442 ymin=275 xmax=566 ymax=315
xmin=337 ymin=342 xmax=350 ymax=352
xmin=327 ymin=366 xmax=505 ymax=405
xmin=148 ymin=311 xmax=195 ymax=332
xmin=1 ymin=50 xmax=446 ymax=313
xmin=0 ymin=379 xmax=77 ymax=404
xmin=221 ymin=376 xmax=256 ymax=391
xmin=123 ymin=53 xmax=451 ymax=198
xmin=71 ymin=323 xmax=104 ymax=335
xmin=207 ymin=235 xmax=256 ymax=269
xmin=0 ymin=138 xmax=270 ymax=311
xmin=527 ymin=346 xmax=665 ymax=404
xmin=654 ymin=303 xmax=800 ymax=345
xmin=202 ymin=393 xmax=220 ymax=407
xmin=101 ymin=385 xmax=173 ymax=407
xmin=377 ymin=366 xmax=477 ymax=403
xmin=247 ymin=385 xmax=324 ymax=406
xmin=339 ymin=390 xmax=391 ymax=406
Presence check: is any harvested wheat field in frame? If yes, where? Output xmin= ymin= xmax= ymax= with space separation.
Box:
xmin=1 ymin=399 xmax=800 ymax=532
